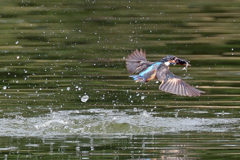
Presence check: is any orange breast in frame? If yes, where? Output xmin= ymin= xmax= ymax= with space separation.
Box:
xmin=146 ymin=70 xmax=157 ymax=82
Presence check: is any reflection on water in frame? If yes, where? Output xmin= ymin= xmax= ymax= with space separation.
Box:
xmin=1 ymin=133 xmax=240 ymax=159
xmin=0 ymin=0 xmax=240 ymax=159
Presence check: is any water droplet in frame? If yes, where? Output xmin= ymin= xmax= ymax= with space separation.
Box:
xmin=142 ymin=110 xmax=150 ymax=117
xmin=81 ymin=95 xmax=89 ymax=102
xmin=15 ymin=41 xmax=19 ymax=44
xmin=141 ymin=96 xmax=145 ymax=100
xmin=3 ymin=86 xmax=7 ymax=90
xmin=67 ymin=87 xmax=70 ymax=91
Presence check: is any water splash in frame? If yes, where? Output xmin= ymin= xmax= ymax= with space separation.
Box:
xmin=0 ymin=109 xmax=239 ymax=137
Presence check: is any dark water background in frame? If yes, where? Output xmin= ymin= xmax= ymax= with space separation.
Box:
xmin=0 ymin=0 xmax=240 ymax=159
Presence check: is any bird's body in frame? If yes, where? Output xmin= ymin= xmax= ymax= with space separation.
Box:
xmin=126 ymin=49 xmax=205 ymax=97
xmin=130 ymin=62 xmax=161 ymax=83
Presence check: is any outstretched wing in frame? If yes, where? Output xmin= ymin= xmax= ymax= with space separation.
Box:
xmin=156 ymin=64 xmax=205 ymax=97
xmin=126 ymin=49 xmax=154 ymax=74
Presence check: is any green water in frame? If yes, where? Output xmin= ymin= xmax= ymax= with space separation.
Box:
xmin=0 ymin=0 xmax=240 ymax=159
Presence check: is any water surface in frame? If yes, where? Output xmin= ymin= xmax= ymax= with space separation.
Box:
xmin=0 ymin=0 xmax=240 ymax=159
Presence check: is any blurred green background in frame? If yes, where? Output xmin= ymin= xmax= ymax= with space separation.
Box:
xmin=0 ymin=0 xmax=240 ymax=159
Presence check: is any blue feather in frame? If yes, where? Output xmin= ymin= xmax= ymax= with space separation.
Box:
xmin=130 ymin=62 xmax=162 ymax=83
xmin=139 ymin=62 xmax=161 ymax=76
xmin=129 ymin=75 xmax=139 ymax=81
xmin=129 ymin=75 xmax=145 ymax=83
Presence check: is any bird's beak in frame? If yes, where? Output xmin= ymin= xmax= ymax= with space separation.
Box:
xmin=175 ymin=58 xmax=191 ymax=66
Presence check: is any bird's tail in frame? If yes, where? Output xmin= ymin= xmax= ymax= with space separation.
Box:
xmin=129 ymin=75 xmax=146 ymax=83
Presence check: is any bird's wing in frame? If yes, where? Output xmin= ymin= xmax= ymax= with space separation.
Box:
xmin=156 ymin=64 xmax=205 ymax=97
xmin=126 ymin=49 xmax=154 ymax=74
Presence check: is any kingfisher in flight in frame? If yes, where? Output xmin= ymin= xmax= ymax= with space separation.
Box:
xmin=126 ymin=49 xmax=205 ymax=97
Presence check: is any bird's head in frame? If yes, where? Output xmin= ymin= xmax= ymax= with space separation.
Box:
xmin=161 ymin=55 xmax=191 ymax=67
xmin=161 ymin=55 xmax=178 ymax=66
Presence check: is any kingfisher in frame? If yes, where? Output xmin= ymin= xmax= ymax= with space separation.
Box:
xmin=126 ymin=49 xmax=205 ymax=97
